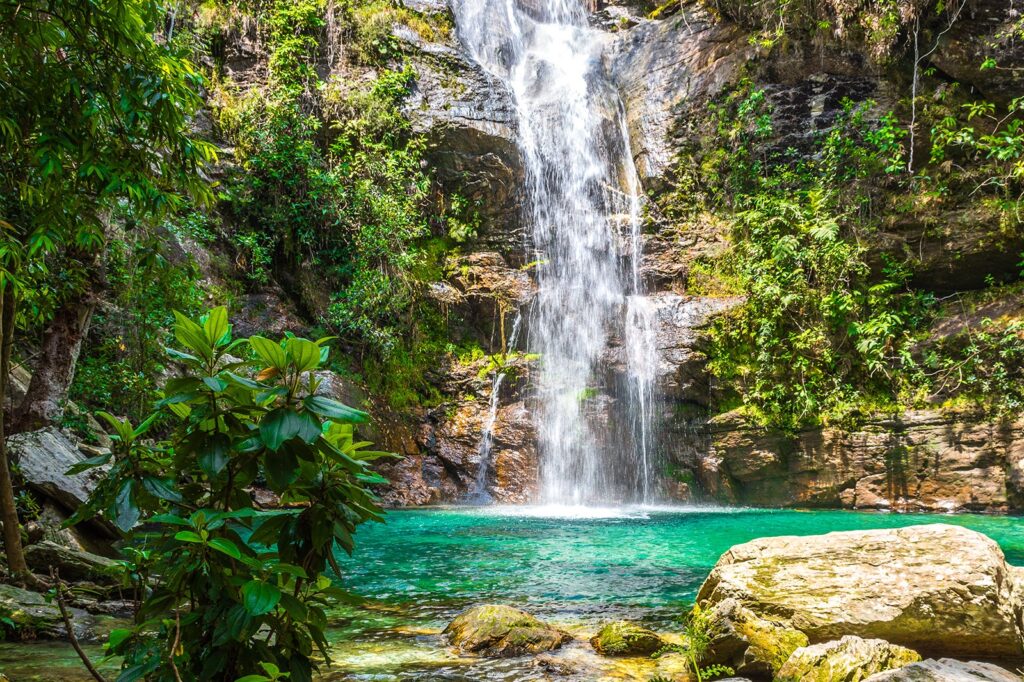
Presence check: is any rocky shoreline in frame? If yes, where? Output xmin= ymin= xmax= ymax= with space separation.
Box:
xmin=440 ymin=524 xmax=1024 ymax=681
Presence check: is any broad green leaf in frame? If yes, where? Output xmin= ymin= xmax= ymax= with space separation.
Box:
xmin=303 ymin=396 xmax=368 ymax=423
xmin=249 ymin=336 xmax=287 ymax=370
xmin=65 ymin=452 xmax=112 ymax=475
xmin=141 ymin=477 xmax=183 ymax=503
xmin=174 ymin=530 xmax=203 ymax=543
xmin=296 ymin=410 xmax=323 ymax=444
xmin=97 ymin=411 xmax=133 ymax=443
xmin=113 ymin=481 xmax=139 ymax=532
xmin=208 ymin=537 xmax=242 ymax=560
xmin=198 ymin=434 xmax=231 ymax=476
xmin=203 ymin=376 xmax=229 ymax=392
xmin=285 ymin=337 xmax=320 ymax=372
xmin=241 ymin=580 xmax=281 ymax=616
xmin=106 ymin=628 xmax=132 ymax=650
xmin=260 ymin=408 xmax=303 ymax=451
xmin=203 ymin=306 xmax=230 ymax=346
xmin=264 ymin=448 xmax=300 ymax=490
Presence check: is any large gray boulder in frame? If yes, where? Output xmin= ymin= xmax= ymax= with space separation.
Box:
xmin=862 ymin=659 xmax=1021 ymax=682
xmin=8 ymin=427 xmax=108 ymax=512
xmin=696 ymin=525 xmax=1024 ymax=660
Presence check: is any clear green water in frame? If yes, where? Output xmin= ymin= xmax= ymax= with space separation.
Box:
xmin=3 ymin=506 xmax=1023 ymax=681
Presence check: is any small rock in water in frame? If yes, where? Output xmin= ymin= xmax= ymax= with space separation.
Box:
xmin=590 ymin=620 xmax=665 ymax=656
xmin=862 ymin=658 xmax=1022 ymax=682
xmin=443 ymin=604 xmax=572 ymax=657
xmin=776 ymin=636 xmax=921 ymax=682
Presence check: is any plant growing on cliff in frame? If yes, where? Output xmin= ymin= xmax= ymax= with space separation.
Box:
xmin=73 ymin=307 xmax=394 ymax=681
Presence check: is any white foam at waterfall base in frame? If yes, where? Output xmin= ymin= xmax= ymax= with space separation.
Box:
xmin=452 ymin=0 xmax=661 ymax=506
xmin=468 ymin=504 xmax=742 ymax=520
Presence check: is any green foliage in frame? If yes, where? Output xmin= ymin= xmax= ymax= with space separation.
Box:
xmin=210 ymin=0 xmax=471 ymax=408
xmin=652 ymin=604 xmax=733 ymax=682
xmin=674 ymin=87 xmax=931 ymax=428
xmin=0 ymin=0 xmax=215 ymax=281
xmin=348 ymin=0 xmax=450 ymax=65
xmin=71 ymin=223 xmax=206 ymax=421
xmin=72 ymin=308 xmax=395 ymax=681
xmin=667 ymin=66 xmax=1024 ymax=429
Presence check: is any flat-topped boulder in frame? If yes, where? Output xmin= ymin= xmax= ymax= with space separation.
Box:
xmin=444 ymin=605 xmax=572 ymax=657
xmin=696 ymin=524 xmax=1024 ymax=659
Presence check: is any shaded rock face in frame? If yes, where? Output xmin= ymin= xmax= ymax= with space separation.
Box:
xmin=9 ymin=428 xmax=108 ymax=515
xmin=607 ymin=5 xmax=752 ymax=188
xmin=444 ymin=605 xmax=572 ymax=657
xmin=702 ymin=598 xmax=809 ymax=678
xmin=696 ymin=524 xmax=1024 ymax=660
xmin=704 ymin=410 xmax=1024 ymax=513
xmin=777 ymin=636 xmax=922 ymax=682
xmin=405 ymin=35 xmax=525 ymax=254
xmin=862 ymin=659 xmax=1022 ymax=682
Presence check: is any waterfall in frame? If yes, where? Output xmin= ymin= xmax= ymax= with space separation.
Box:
xmin=468 ymin=314 xmax=523 ymax=503
xmin=451 ymin=0 xmax=659 ymax=505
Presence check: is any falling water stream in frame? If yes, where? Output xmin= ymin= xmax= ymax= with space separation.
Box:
xmin=452 ymin=0 xmax=659 ymax=505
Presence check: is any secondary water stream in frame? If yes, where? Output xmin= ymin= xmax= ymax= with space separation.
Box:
xmin=452 ymin=0 xmax=659 ymax=505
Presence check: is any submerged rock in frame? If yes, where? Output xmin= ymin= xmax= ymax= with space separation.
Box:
xmin=590 ymin=620 xmax=664 ymax=656
xmin=701 ymin=598 xmax=808 ymax=677
xmin=444 ymin=605 xmax=572 ymax=657
xmin=696 ymin=525 xmax=1024 ymax=659
xmin=776 ymin=636 xmax=921 ymax=682
xmin=862 ymin=659 xmax=1021 ymax=682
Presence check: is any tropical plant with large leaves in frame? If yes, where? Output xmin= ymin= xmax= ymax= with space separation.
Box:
xmin=72 ymin=307 xmax=395 ymax=681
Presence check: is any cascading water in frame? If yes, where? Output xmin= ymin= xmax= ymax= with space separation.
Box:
xmin=452 ymin=0 xmax=660 ymax=505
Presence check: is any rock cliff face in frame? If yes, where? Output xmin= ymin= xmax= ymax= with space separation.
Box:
xmin=368 ymin=0 xmax=1024 ymax=508
xmin=182 ymin=0 xmax=1024 ymax=509
xmin=703 ymin=410 xmax=1024 ymax=513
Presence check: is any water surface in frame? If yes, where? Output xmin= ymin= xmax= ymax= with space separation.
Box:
xmin=3 ymin=507 xmax=1022 ymax=681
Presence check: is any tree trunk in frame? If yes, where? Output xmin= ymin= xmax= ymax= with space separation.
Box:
xmin=0 ymin=283 xmax=29 ymax=577
xmin=13 ymin=284 xmax=97 ymax=434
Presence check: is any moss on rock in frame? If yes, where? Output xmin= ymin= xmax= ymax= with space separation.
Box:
xmin=443 ymin=604 xmax=572 ymax=657
xmin=776 ymin=636 xmax=921 ymax=682
xmin=590 ymin=620 xmax=665 ymax=656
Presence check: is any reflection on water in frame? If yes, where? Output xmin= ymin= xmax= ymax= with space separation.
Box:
xmin=4 ymin=507 xmax=1023 ymax=681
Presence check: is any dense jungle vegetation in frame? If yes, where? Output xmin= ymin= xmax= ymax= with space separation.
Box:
xmin=0 ymin=0 xmax=1022 ymax=679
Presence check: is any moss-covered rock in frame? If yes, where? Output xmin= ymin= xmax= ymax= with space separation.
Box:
xmin=0 ymin=583 xmax=95 ymax=642
xmin=696 ymin=525 xmax=1024 ymax=659
xmin=776 ymin=636 xmax=921 ymax=682
xmin=443 ymin=604 xmax=572 ymax=657
xmin=590 ymin=620 xmax=665 ymax=656
xmin=701 ymin=598 xmax=808 ymax=677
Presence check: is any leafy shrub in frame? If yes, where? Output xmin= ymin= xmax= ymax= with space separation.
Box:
xmin=73 ymin=308 xmax=394 ymax=681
